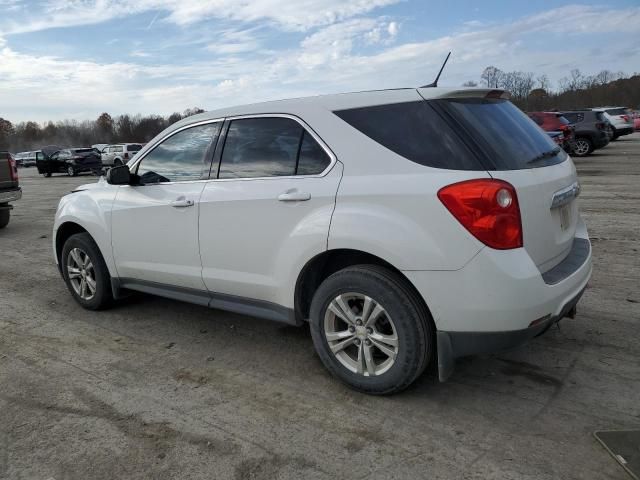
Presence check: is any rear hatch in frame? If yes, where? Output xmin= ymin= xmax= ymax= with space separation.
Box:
xmin=421 ymin=90 xmax=580 ymax=272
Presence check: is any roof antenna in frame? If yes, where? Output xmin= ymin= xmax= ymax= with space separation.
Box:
xmin=421 ymin=51 xmax=451 ymax=88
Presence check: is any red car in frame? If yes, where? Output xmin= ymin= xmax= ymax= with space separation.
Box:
xmin=633 ymin=111 xmax=640 ymax=131
xmin=528 ymin=112 xmax=575 ymax=151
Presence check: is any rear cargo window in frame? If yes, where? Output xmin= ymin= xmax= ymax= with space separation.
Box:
xmin=432 ymin=98 xmax=567 ymax=170
xmin=605 ymin=108 xmax=626 ymax=115
xmin=334 ymin=101 xmax=483 ymax=170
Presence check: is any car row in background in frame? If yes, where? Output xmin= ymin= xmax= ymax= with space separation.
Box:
xmin=13 ymin=151 xmax=38 ymax=168
xmin=527 ymin=106 xmax=636 ymax=158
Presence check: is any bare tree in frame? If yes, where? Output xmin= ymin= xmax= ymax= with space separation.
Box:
xmin=481 ymin=66 xmax=503 ymax=88
xmin=462 ymin=80 xmax=478 ymax=87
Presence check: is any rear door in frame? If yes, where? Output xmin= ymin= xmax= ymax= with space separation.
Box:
xmin=199 ymin=115 xmax=341 ymax=304
xmin=429 ymin=96 xmax=580 ymax=272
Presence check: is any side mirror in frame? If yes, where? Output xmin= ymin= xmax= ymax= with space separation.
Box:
xmin=106 ymin=165 xmax=131 ymax=185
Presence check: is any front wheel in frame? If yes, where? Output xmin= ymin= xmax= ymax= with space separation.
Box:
xmin=309 ymin=265 xmax=433 ymax=395
xmin=572 ymin=137 xmax=593 ymax=157
xmin=42 ymin=172 xmax=52 ymax=178
xmin=67 ymin=165 xmax=77 ymax=177
xmin=61 ymin=232 xmax=113 ymax=310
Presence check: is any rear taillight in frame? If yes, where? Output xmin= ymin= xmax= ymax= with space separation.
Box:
xmin=8 ymin=155 xmax=18 ymax=182
xmin=124 ymin=152 xmax=129 ymax=159
xmin=596 ymin=122 xmax=605 ymax=130
xmin=622 ymin=115 xmax=629 ymax=122
xmin=438 ymin=179 xmax=523 ymax=250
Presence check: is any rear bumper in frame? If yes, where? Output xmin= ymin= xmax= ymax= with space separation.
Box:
xmin=0 ymin=188 xmax=22 ymax=205
xmin=404 ymin=218 xmax=592 ymax=381
xmin=435 ymin=287 xmax=584 ymax=381
xmin=614 ymin=127 xmax=634 ymax=136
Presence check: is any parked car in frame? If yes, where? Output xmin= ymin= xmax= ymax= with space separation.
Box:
xmin=592 ymin=107 xmax=634 ymax=140
xmin=560 ymin=110 xmax=610 ymax=157
xmin=546 ymin=131 xmax=565 ymax=147
xmin=632 ymin=111 xmax=640 ymax=131
xmin=0 ymin=151 xmax=21 ymax=229
xmin=37 ymin=147 xmax=103 ymax=177
xmin=14 ymin=151 xmax=38 ymax=167
xmin=54 ymin=87 xmax=592 ymax=394
xmin=527 ymin=112 xmax=575 ymax=152
xmin=101 ymin=143 xmax=143 ymax=167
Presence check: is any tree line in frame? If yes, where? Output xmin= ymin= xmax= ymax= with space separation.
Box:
xmin=471 ymin=67 xmax=640 ymax=111
xmin=0 ymin=108 xmax=204 ymax=153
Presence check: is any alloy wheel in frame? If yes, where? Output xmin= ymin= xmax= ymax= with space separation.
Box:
xmin=67 ymin=166 xmax=75 ymax=176
xmin=66 ymin=247 xmax=97 ymax=300
xmin=573 ymin=139 xmax=590 ymax=156
xmin=324 ymin=292 xmax=399 ymax=376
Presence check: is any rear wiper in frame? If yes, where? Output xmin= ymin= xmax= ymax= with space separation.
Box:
xmin=527 ymin=148 xmax=561 ymax=164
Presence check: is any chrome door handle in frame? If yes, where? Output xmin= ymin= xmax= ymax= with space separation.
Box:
xmin=278 ymin=190 xmax=311 ymax=202
xmin=170 ymin=198 xmax=194 ymax=208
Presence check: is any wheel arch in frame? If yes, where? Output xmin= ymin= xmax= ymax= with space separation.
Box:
xmin=294 ymin=248 xmax=435 ymax=328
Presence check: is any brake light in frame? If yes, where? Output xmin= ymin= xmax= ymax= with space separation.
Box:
xmin=622 ymin=115 xmax=629 ymax=122
xmin=8 ymin=155 xmax=18 ymax=182
xmin=438 ymin=179 xmax=523 ymax=250
xmin=124 ymin=152 xmax=129 ymax=159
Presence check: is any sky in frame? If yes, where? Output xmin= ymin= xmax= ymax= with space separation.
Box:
xmin=0 ymin=0 xmax=639 ymax=122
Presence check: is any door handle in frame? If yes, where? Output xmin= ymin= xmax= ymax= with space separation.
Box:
xmin=277 ymin=190 xmax=311 ymax=202
xmin=170 ymin=198 xmax=194 ymax=208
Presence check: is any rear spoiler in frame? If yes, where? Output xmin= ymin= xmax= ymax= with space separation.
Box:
xmin=421 ymin=88 xmax=511 ymax=100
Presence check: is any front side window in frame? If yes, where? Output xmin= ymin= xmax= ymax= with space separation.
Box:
xmin=135 ymin=122 xmax=221 ymax=184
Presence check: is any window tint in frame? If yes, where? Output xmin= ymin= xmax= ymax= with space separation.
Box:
xmin=219 ymin=118 xmax=302 ymax=179
xmin=334 ymin=101 xmax=482 ymax=170
xmin=136 ymin=122 xmax=220 ymax=184
xmin=563 ymin=112 xmax=583 ymax=123
xmin=127 ymin=144 xmax=142 ymax=152
xmin=433 ymin=98 xmax=566 ymax=170
xmin=297 ymin=131 xmax=331 ymax=175
xmin=605 ymin=108 xmax=626 ymax=115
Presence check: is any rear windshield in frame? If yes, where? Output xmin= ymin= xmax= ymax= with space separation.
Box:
xmin=127 ymin=144 xmax=142 ymax=152
xmin=605 ymin=108 xmax=627 ymax=115
xmin=558 ymin=115 xmax=570 ymax=125
xmin=335 ymin=98 xmax=566 ymax=171
xmin=431 ymin=98 xmax=567 ymax=170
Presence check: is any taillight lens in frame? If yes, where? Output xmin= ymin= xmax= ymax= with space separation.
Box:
xmin=8 ymin=155 xmax=18 ymax=182
xmin=438 ymin=179 xmax=523 ymax=250
xmin=622 ymin=115 xmax=629 ymax=122
xmin=124 ymin=152 xmax=129 ymax=159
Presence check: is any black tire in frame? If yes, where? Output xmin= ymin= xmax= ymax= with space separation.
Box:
xmin=309 ymin=265 xmax=434 ymax=395
xmin=0 ymin=208 xmax=10 ymax=229
xmin=43 ymin=172 xmax=52 ymax=178
xmin=67 ymin=165 xmax=77 ymax=177
xmin=61 ymin=232 xmax=113 ymax=310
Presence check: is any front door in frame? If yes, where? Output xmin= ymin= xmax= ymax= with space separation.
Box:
xmin=111 ymin=121 xmax=222 ymax=291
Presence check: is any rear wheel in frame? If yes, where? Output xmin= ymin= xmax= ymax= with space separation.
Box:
xmin=43 ymin=172 xmax=52 ymax=178
xmin=309 ymin=265 xmax=433 ymax=395
xmin=0 ymin=208 xmax=10 ymax=229
xmin=61 ymin=233 xmax=113 ymax=310
xmin=572 ymin=137 xmax=593 ymax=157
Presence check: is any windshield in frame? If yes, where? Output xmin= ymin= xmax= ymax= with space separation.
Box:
xmin=605 ymin=108 xmax=627 ymax=116
xmin=432 ymin=98 xmax=567 ymax=170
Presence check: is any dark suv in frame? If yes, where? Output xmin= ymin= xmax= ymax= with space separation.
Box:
xmin=37 ymin=147 xmax=103 ymax=177
xmin=561 ymin=110 xmax=610 ymax=157
xmin=0 ymin=151 xmax=21 ymax=229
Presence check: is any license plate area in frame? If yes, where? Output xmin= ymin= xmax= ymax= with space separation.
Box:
xmin=559 ymin=203 xmax=572 ymax=230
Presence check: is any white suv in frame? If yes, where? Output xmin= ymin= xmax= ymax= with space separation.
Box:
xmin=53 ymin=87 xmax=592 ymax=394
xmin=592 ymin=107 xmax=634 ymax=140
xmin=101 ymin=143 xmax=143 ymax=166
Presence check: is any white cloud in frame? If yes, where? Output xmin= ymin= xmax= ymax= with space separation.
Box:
xmin=0 ymin=4 xmax=639 ymax=122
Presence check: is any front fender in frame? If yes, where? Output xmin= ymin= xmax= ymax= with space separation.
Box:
xmin=53 ymin=185 xmax=118 ymax=276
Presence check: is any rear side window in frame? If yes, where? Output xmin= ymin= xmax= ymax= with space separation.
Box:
xmin=297 ymin=131 xmax=331 ymax=175
xmin=432 ymin=98 xmax=566 ymax=170
xmin=334 ymin=101 xmax=481 ymax=170
xmin=218 ymin=117 xmax=331 ymax=179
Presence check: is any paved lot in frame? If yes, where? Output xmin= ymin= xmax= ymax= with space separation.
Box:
xmin=1 ymin=135 xmax=639 ymax=480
